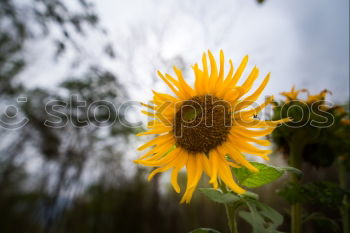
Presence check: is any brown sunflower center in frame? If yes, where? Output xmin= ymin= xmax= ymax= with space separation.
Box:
xmin=173 ymin=94 xmax=232 ymax=154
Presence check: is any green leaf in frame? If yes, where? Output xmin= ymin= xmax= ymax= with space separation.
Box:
xmin=199 ymin=188 xmax=241 ymax=204
xmin=232 ymin=162 xmax=284 ymax=188
xmin=189 ymin=228 xmax=221 ymax=233
xmin=232 ymin=162 xmax=302 ymax=188
xmin=239 ymin=200 xmax=284 ymax=233
xmin=303 ymin=212 xmax=339 ymax=232
xmin=241 ymin=191 xmax=259 ymax=200
xmin=282 ymin=166 xmax=303 ymax=177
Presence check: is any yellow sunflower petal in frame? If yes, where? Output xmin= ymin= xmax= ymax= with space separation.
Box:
xmin=218 ymin=50 xmax=225 ymax=82
xmin=201 ymin=52 xmax=209 ymax=94
xmin=217 ymin=55 xmax=248 ymax=98
xmin=193 ymin=63 xmax=203 ymax=93
xmin=240 ymin=66 xmax=259 ymax=93
xmin=137 ymin=134 xmax=173 ymax=151
xmin=157 ymin=71 xmax=185 ymax=99
xmin=140 ymin=102 xmax=156 ymax=110
xmin=230 ymin=131 xmax=271 ymax=147
xmin=245 ymin=73 xmax=270 ymax=101
xmin=227 ymin=134 xmax=271 ymax=160
xmin=174 ymin=66 xmax=195 ymax=98
xmin=137 ymin=147 xmax=179 ymax=167
xmin=217 ymin=155 xmax=246 ymax=194
xmin=136 ymin=126 xmax=171 ymax=136
xmin=199 ymin=153 xmax=211 ymax=177
xmin=141 ymin=110 xmax=155 ymax=117
xmin=234 ymin=118 xmax=290 ymax=128
xmin=180 ymin=154 xmax=203 ymax=204
xmin=209 ymin=150 xmax=220 ymax=189
xmin=233 ymin=95 xmax=274 ymax=118
xmin=220 ymin=144 xmax=259 ymax=172
xmin=148 ymin=165 xmax=171 ymax=181
xmin=171 ymin=153 xmax=187 ymax=193
xmin=208 ymin=50 xmax=219 ymax=90
xmin=223 ymin=87 xmax=244 ymax=103
xmin=232 ymin=126 xmax=275 ymax=137
xmin=136 ymin=141 xmax=174 ymax=161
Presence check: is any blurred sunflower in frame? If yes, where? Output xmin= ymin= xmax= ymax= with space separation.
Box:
xmin=272 ymin=87 xmax=347 ymax=168
xmin=306 ymin=89 xmax=332 ymax=104
xmin=135 ymin=50 xmax=289 ymax=203
xmin=280 ymin=86 xmax=332 ymax=104
xmin=280 ymin=86 xmax=308 ymax=102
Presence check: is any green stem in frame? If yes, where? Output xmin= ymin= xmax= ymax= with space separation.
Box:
xmin=291 ymin=204 xmax=302 ymax=233
xmin=338 ymin=156 xmax=349 ymax=233
xmin=220 ymin=182 xmax=240 ymax=233
xmin=225 ymin=203 xmax=239 ymax=233
xmin=289 ymin=140 xmax=304 ymax=233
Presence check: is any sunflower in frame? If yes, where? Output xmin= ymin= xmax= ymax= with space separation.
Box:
xmin=135 ymin=50 xmax=289 ymax=203
xmin=306 ymin=89 xmax=332 ymax=104
xmin=280 ymin=86 xmax=308 ymax=102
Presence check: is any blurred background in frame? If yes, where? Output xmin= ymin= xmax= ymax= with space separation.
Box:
xmin=0 ymin=0 xmax=349 ymax=233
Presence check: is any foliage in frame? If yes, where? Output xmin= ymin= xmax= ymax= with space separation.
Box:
xmin=271 ymin=92 xmax=349 ymax=233
xmin=303 ymin=212 xmax=340 ymax=233
xmin=199 ymin=187 xmax=284 ymax=233
xmin=239 ymin=200 xmax=284 ymax=233
xmin=198 ymin=189 xmax=241 ymax=204
xmin=232 ymin=162 xmax=301 ymax=188
xmin=198 ymin=162 xmax=298 ymax=233
xmin=278 ymin=181 xmax=350 ymax=208
xmin=271 ymin=99 xmax=350 ymax=168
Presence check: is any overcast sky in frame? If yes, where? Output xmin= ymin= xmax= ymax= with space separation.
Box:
xmin=92 ymin=0 xmax=349 ymax=104
xmin=25 ymin=0 xmax=349 ymax=104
